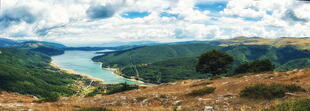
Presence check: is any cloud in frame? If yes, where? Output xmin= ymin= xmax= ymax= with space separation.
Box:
xmin=86 ymin=4 xmax=117 ymax=19
xmin=0 ymin=6 xmax=37 ymax=29
xmin=283 ymin=10 xmax=308 ymax=23
xmin=0 ymin=0 xmax=310 ymax=46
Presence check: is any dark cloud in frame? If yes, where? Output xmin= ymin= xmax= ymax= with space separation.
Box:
xmin=283 ymin=10 xmax=308 ymax=23
xmin=0 ymin=6 xmax=37 ymax=29
xmin=86 ymin=4 xmax=116 ymax=19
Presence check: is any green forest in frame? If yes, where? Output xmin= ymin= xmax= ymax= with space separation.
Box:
xmin=93 ymin=44 xmax=310 ymax=83
xmin=0 ymin=48 xmax=80 ymax=100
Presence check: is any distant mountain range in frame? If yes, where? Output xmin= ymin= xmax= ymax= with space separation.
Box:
xmin=0 ymin=38 xmax=19 ymax=47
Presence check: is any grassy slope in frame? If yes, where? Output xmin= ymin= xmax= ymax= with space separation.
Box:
xmin=12 ymin=68 xmax=310 ymax=111
xmin=0 ymin=48 xmax=80 ymax=98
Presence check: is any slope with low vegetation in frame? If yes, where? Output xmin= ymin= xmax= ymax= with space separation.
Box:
xmin=2 ymin=68 xmax=309 ymax=111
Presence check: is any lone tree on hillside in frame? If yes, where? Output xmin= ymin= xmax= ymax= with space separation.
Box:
xmin=196 ymin=50 xmax=234 ymax=75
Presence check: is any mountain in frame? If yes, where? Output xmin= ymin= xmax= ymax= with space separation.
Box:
xmin=0 ymin=48 xmax=81 ymax=99
xmin=210 ymin=37 xmax=310 ymax=49
xmin=93 ymin=37 xmax=310 ymax=83
xmin=17 ymin=41 xmax=67 ymax=56
xmin=92 ymin=43 xmax=219 ymax=67
xmin=0 ymin=38 xmax=18 ymax=47
xmin=18 ymin=41 xmax=67 ymax=49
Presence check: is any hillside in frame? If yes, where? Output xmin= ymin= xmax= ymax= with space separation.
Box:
xmin=0 ymin=48 xmax=82 ymax=99
xmin=18 ymin=41 xmax=66 ymax=56
xmin=0 ymin=38 xmax=18 ymax=47
xmin=0 ymin=38 xmax=67 ymax=56
xmin=93 ymin=38 xmax=310 ymax=83
xmin=92 ymin=43 xmax=219 ymax=67
xmin=212 ymin=37 xmax=310 ymax=50
xmin=1 ymin=68 xmax=309 ymax=111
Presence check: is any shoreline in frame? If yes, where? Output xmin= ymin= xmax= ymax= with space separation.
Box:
xmin=50 ymin=60 xmax=104 ymax=82
xmin=103 ymin=67 xmax=147 ymax=85
xmin=51 ymin=59 xmax=148 ymax=86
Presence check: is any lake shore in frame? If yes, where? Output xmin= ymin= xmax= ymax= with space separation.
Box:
xmin=103 ymin=67 xmax=147 ymax=85
xmin=50 ymin=60 xmax=104 ymax=82
xmin=51 ymin=59 xmax=147 ymax=86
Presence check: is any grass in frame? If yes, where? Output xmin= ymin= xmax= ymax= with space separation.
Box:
xmin=77 ymin=107 xmax=113 ymax=111
xmin=188 ymin=87 xmax=216 ymax=96
xmin=191 ymin=81 xmax=213 ymax=87
xmin=264 ymin=99 xmax=310 ymax=111
xmin=240 ymin=84 xmax=305 ymax=100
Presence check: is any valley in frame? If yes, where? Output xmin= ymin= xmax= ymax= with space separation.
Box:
xmin=0 ymin=37 xmax=309 ymax=111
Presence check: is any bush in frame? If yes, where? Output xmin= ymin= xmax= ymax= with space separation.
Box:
xmin=77 ymin=107 xmax=113 ymax=111
xmin=105 ymin=83 xmax=139 ymax=95
xmin=196 ymin=50 xmax=234 ymax=75
xmin=264 ymin=99 xmax=310 ymax=111
xmin=85 ymin=88 xmax=103 ymax=97
xmin=240 ymin=84 xmax=305 ymax=100
xmin=188 ymin=87 xmax=216 ymax=96
xmin=234 ymin=59 xmax=275 ymax=74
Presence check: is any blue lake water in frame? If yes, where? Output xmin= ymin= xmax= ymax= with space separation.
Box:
xmin=52 ymin=50 xmax=141 ymax=84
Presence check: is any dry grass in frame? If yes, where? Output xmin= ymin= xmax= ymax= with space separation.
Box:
xmin=1 ymin=68 xmax=310 ymax=111
xmin=219 ymin=37 xmax=310 ymax=50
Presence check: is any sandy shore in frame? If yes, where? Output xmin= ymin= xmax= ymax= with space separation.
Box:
xmin=50 ymin=60 xmax=104 ymax=82
xmin=103 ymin=67 xmax=146 ymax=85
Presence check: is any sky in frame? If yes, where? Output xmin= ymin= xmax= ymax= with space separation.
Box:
xmin=0 ymin=0 xmax=310 ymax=46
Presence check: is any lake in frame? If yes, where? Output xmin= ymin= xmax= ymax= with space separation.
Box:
xmin=52 ymin=50 xmax=142 ymax=84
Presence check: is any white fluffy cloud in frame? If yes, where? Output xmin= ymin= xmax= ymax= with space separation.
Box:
xmin=0 ymin=0 xmax=310 ymax=46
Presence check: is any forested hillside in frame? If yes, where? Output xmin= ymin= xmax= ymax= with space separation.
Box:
xmin=0 ymin=48 xmax=80 ymax=99
xmin=94 ymin=38 xmax=310 ymax=83
xmin=92 ymin=43 xmax=219 ymax=67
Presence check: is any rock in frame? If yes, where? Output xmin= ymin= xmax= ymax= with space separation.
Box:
xmin=221 ymin=94 xmax=236 ymax=98
xmin=285 ymin=92 xmax=297 ymax=97
xmin=222 ymin=82 xmax=229 ymax=85
xmin=173 ymin=100 xmax=183 ymax=105
xmin=198 ymin=98 xmax=212 ymax=101
xmin=120 ymin=96 xmax=127 ymax=100
xmin=142 ymin=99 xmax=149 ymax=104
xmin=204 ymin=106 xmax=214 ymax=111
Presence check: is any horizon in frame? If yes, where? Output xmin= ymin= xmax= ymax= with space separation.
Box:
xmin=1 ymin=0 xmax=310 ymax=46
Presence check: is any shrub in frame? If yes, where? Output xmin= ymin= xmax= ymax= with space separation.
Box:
xmin=234 ymin=59 xmax=275 ymax=74
xmin=264 ymin=99 xmax=310 ymax=111
xmin=105 ymin=82 xmax=139 ymax=95
xmin=77 ymin=107 xmax=113 ymax=111
xmin=85 ymin=88 xmax=103 ymax=97
xmin=188 ymin=87 xmax=216 ymax=96
xmin=196 ymin=50 xmax=234 ymax=75
xmin=240 ymin=84 xmax=305 ymax=100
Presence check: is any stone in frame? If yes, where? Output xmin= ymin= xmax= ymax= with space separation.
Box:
xmin=173 ymin=100 xmax=183 ymax=105
xmin=285 ymin=92 xmax=297 ymax=96
xmin=204 ymin=106 xmax=214 ymax=111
